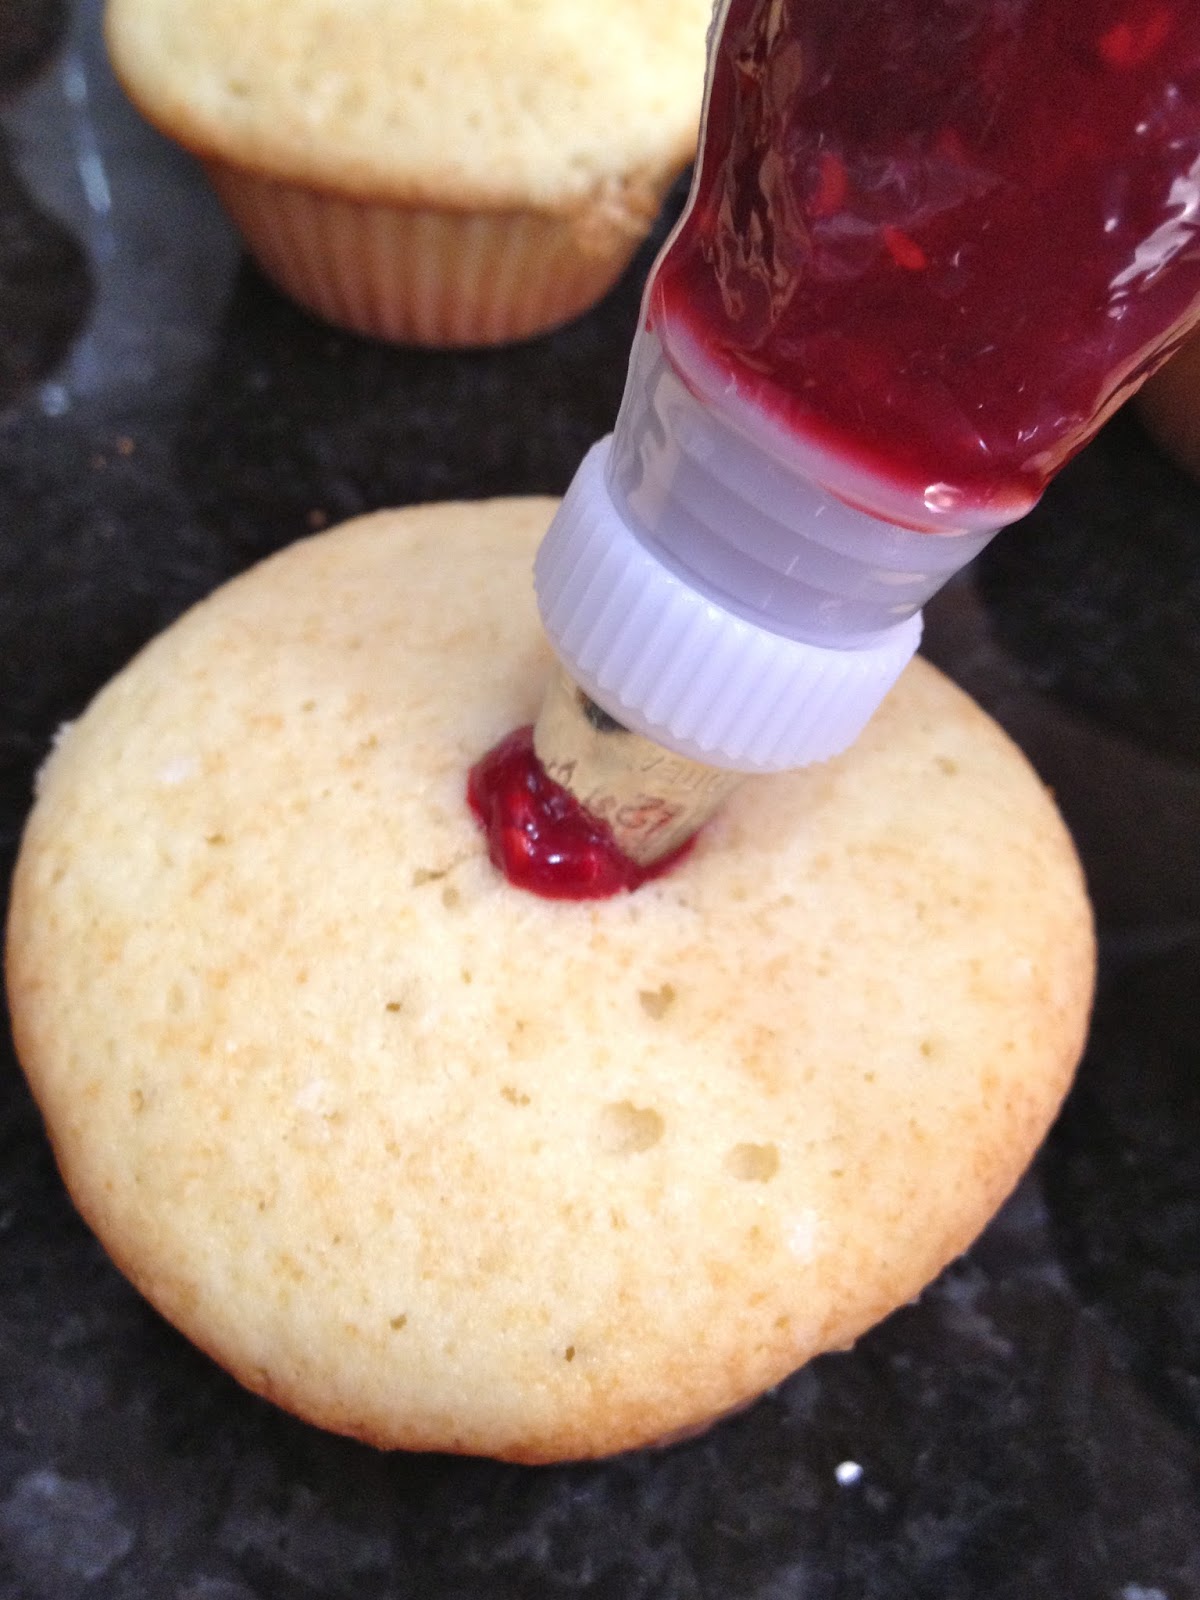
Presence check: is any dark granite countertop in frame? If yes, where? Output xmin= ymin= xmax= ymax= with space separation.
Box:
xmin=2 ymin=4 xmax=1199 ymax=1596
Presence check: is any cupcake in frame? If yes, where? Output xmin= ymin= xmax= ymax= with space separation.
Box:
xmin=1136 ymin=327 xmax=1200 ymax=477
xmin=7 ymin=499 xmax=1095 ymax=1461
xmin=104 ymin=0 xmax=711 ymax=347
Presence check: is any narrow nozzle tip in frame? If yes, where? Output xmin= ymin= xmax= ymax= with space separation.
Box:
xmin=532 ymin=667 xmax=743 ymax=867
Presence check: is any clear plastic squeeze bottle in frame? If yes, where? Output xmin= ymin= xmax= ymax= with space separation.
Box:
xmin=474 ymin=0 xmax=1200 ymax=895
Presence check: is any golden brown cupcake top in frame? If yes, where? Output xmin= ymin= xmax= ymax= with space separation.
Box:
xmin=105 ymin=0 xmax=712 ymax=210
xmin=7 ymin=500 xmax=1095 ymax=1461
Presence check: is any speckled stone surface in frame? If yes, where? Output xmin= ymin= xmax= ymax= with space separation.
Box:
xmin=2 ymin=3 xmax=1199 ymax=1596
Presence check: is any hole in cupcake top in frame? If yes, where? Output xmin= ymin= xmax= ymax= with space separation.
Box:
xmin=598 ymin=1101 xmax=664 ymax=1155
xmin=638 ymin=983 xmax=676 ymax=1020
xmin=725 ymin=1142 xmax=780 ymax=1182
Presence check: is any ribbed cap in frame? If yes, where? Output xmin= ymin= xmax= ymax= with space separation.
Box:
xmin=535 ymin=440 xmax=923 ymax=774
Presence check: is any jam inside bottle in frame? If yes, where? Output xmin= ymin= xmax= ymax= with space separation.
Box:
xmin=476 ymin=0 xmax=1200 ymax=899
xmin=652 ymin=0 xmax=1200 ymax=530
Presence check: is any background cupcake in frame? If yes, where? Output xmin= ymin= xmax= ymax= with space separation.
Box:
xmin=104 ymin=0 xmax=711 ymax=347
xmin=1136 ymin=327 xmax=1200 ymax=478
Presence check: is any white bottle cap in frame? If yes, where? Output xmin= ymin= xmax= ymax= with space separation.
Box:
xmin=535 ymin=325 xmax=1003 ymax=775
xmin=535 ymin=438 xmax=924 ymax=773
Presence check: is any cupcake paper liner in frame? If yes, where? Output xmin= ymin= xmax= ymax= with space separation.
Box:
xmin=205 ymin=160 xmax=660 ymax=347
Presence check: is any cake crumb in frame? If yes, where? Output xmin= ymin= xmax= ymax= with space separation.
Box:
xmin=157 ymin=754 xmax=198 ymax=786
xmin=294 ymin=1078 xmax=332 ymax=1113
xmin=34 ymin=722 xmax=76 ymax=796
xmin=786 ymin=1208 xmax=822 ymax=1262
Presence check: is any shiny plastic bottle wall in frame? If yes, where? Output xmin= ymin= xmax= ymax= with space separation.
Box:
xmin=649 ymin=0 xmax=1200 ymax=530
